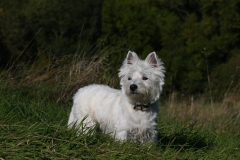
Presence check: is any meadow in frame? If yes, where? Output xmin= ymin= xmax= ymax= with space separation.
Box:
xmin=0 ymin=54 xmax=239 ymax=159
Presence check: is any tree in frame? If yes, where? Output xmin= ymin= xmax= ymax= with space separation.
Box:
xmin=101 ymin=0 xmax=240 ymax=95
xmin=0 ymin=0 xmax=103 ymax=66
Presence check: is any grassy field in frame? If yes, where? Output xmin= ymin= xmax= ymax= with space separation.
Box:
xmin=0 ymin=55 xmax=240 ymax=159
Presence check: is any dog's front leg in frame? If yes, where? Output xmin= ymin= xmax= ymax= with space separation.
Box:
xmin=146 ymin=130 xmax=158 ymax=144
xmin=115 ymin=131 xmax=127 ymax=141
xmin=150 ymin=133 xmax=158 ymax=143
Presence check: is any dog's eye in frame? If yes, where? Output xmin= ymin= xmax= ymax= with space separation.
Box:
xmin=128 ymin=77 xmax=132 ymax=80
xmin=142 ymin=77 xmax=148 ymax=80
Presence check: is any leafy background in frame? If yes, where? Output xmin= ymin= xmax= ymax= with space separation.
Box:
xmin=0 ymin=0 xmax=240 ymax=97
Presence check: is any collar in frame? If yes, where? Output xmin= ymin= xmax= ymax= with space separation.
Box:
xmin=133 ymin=104 xmax=149 ymax=111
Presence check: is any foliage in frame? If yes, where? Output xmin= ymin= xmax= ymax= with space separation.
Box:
xmin=101 ymin=0 xmax=240 ymax=94
xmin=211 ymin=54 xmax=240 ymax=99
xmin=0 ymin=0 xmax=102 ymax=64
xmin=1 ymin=0 xmax=240 ymax=95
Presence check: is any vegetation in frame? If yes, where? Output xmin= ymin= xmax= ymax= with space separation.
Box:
xmin=0 ymin=0 xmax=240 ymax=159
xmin=1 ymin=0 xmax=240 ymax=95
xmin=1 ymin=53 xmax=240 ymax=159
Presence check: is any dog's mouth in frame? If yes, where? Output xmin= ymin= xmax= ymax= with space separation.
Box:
xmin=130 ymin=92 xmax=145 ymax=99
xmin=130 ymin=91 xmax=140 ymax=95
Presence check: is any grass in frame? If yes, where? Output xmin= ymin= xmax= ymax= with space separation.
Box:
xmin=0 ymin=54 xmax=240 ymax=159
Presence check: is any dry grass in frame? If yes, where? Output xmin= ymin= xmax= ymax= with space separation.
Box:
xmin=163 ymin=92 xmax=240 ymax=134
xmin=2 ymin=51 xmax=119 ymax=102
xmin=2 ymin=51 xmax=240 ymax=127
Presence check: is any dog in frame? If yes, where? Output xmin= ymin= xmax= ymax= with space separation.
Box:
xmin=68 ymin=51 xmax=165 ymax=144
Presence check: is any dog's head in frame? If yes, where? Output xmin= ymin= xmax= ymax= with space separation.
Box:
xmin=118 ymin=51 xmax=165 ymax=105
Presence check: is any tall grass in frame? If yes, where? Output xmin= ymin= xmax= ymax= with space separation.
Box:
xmin=0 ymin=52 xmax=240 ymax=159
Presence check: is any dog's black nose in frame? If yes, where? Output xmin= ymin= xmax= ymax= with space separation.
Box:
xmin=130 ymin=84 xmax=138 ymax=91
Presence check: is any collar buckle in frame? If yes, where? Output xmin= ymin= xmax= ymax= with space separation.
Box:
xmin=133 ymin=104 xmax=149 ymax=111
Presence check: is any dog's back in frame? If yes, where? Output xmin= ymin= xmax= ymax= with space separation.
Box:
xmin=68 ymin=84 xmax=122 ymax=130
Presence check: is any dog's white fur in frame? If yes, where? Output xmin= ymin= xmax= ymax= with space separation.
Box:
xmin=68 ymin=51 xmax=165 ymax=143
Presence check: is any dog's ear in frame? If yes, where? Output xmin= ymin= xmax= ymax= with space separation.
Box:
xmin=145 ymin=52 xmax=159 ymax=68
xmin=126 ymin=51 xmax=139 ymax=65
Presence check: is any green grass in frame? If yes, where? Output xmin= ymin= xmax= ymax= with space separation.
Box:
xmin=0 ymin=54 xmax=240 ymax=159
xmin=1 ymin=84 xmax=240 ymax=159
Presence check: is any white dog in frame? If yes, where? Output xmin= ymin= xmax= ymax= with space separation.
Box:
xmin=68 ymin=51 xmax=165 ymax=144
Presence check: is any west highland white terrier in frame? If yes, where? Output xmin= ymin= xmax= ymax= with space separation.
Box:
xmin=68 ymin=51 xmax=165 ymax=144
